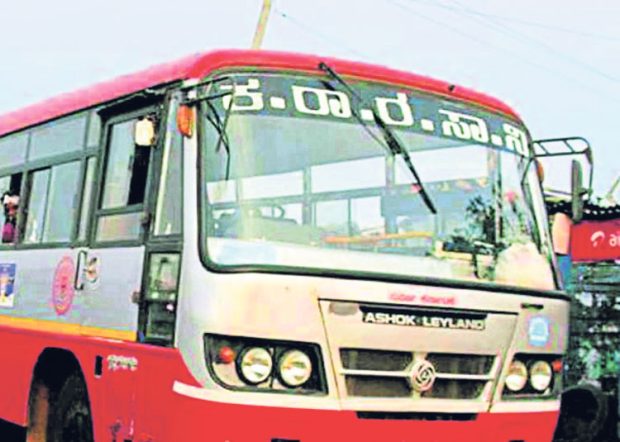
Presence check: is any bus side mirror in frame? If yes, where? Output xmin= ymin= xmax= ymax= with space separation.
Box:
xmin=570 ymin=159 xmax=584 ymax=223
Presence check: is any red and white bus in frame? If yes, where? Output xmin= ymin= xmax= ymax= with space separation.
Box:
xmin=0 ymin=50 xmax=568 ymax=441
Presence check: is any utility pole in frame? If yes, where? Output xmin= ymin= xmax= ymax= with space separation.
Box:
xmin=603 ymin=174 xmax=619 ymax=205
xmin=251 ymin=0 xmax=273 ymax=49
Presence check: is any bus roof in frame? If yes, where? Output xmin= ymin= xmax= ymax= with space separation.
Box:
xmin=0 ymin=49 xmax=520 ymax=137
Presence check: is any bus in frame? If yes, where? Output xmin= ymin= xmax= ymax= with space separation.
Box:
xmin=0 ymin=49 xmax=569 ymax=441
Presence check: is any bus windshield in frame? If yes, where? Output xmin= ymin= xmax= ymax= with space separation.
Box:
xmin=201 ymin=73 xmax=555 ymax=291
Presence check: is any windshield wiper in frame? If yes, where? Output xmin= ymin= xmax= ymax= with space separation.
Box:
xmin=205 ymin=98 xmax=233 ymax=179
xmin=318 ymin=62 xmax=436 ymax=214
xmin=183 ymin=77 xmax=235 ymax=180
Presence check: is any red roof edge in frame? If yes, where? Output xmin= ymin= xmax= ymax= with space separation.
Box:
xmin=0 ymin=49 xmax=520 ymax=138
xmin=186 ymin=50 xmax=520 ymax=119
xmin=0 ymin=53 xmax=203 ymax=137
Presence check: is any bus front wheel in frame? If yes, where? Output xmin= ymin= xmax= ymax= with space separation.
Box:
xmin=48 ymin=374 xmax=93 ymax=442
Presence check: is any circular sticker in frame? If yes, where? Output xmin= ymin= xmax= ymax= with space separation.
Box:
xmin=528 ymin=316 xmax=551 ymax=348
xmin=52 ymin=257 xmax=75 ymax=316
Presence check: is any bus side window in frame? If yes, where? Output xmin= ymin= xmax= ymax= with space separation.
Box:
xmin=101 ymin=119 xmax=151 ymax=209
xmin=0 ymin=132 xmax=28 ymax=245
xmin=0 ymin=173 xmax=22 ymax=244
xmin=22 ymin=162 xmax=81 ymax=244
xmin=96 ymin=117 xmax=154 ymax=242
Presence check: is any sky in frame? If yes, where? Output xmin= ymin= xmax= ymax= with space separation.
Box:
xmin=0 ymin=0 xmax=618 ymax=200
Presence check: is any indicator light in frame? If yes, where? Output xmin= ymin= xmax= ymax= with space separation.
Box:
xmin=177 ymin=105 xmax=194 ymax=137
xmin=217 ymin=346 xmax=235 ymax=364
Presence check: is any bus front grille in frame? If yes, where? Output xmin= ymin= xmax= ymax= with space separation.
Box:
xmin=340 ymin=349 xmax=496 ymax=400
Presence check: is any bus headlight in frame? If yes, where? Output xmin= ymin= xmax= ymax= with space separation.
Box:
xmin=205 ymin=334 xmax=327 ymax=393
xmin=278 ymin=350 xmax=312 ymax=387
xmin=238 ymin=347 xmax=273 ymax=385
xmin=505 ymin=360 xmax=528 ymax=392
xmin=529 ymin=360 xmax=553 ymax=391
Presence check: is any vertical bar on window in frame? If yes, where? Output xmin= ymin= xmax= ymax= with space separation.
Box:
xmin=24 ymin=169 xmax=51 ymax=244
xmin=154 ymin=128 xmax=173 ymax=235
xmin=78 ymin=158 xmax=97 ymax=242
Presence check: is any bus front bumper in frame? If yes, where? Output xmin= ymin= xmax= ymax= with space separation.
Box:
xmin=168 ymin=383 xmax=559 ymax=442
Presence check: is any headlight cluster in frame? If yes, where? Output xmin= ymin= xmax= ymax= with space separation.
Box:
xmin=205 ymin=334 xmax=326 ymax=394
xmin=503 ymin=355 xmax=562 ymax=397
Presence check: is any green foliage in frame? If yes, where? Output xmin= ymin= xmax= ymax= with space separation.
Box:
xmin=565 ymin=262 xmax=620 ymax=387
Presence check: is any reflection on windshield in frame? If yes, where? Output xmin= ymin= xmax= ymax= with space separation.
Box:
xmin=201 ymin=74 xmax=555 ymax=291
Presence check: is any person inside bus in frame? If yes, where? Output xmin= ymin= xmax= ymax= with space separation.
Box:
xmin=1 ymin=191 xmax=19 ymax=244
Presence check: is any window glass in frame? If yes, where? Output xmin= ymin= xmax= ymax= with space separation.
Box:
xmin=203 ymin=73 xmax=553 ymax=290
xmin=0 ymin=174 xmax=21 ymax=244
xmin=23 ymin=162 xmax=81 ymax=244
xmin=153 ymin=123 xmax=182 ymax=236
xmin=96 ymin=213 xmax=142 ymax=242
xmin=78 ymin=158 xmax=96 ymax=241
xmin=101 ymin=119 xmax=151 ymax=209
xmin=312 ymin=157 xmax=384 ymax=193
xmin=207 ymin=180 xmax=236 ymax=204
xmin=43 ymin=162 xmax=81 ymax=242
xmin=0 ymin=178 xmax=9 ymax=201
xmin=0 ymin=133 xmax=28 ymax=169
xmin=24 ymin=170 xmax=50 ymax=244
xmin=29 ymin=116 xmax=87 ymax=161
xmin=316 ymin=199 xmax=348 ymax=235
xmin=241 ymin=171 xmax=303 ymax=200
xmin=500 ymin=153 xmax=538 ymax=245
xmin=280 ymin=203 xmax=303 ymax=224
xmin=351 ymin=196 xmax=383 ymax=234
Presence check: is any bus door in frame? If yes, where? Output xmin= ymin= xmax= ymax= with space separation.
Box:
xmin=76 ymin=103 xmax=164 ymax=440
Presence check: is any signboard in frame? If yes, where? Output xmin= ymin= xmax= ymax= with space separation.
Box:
xmin=209 ymin=74 xmax=531 ymax=156
xmin=360 ymin=305 xmax=487 ymax=331
xmin=0 ymin=263 xmax=16 ymax=308
xmin=571 ymin=219 xmax=620 ymax=262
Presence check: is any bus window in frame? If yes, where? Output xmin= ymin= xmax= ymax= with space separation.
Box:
xmin=0 ymin=173 xmax=22 ymax=244
xmin=101 ymin=119 xmax=151 ymax=209
xmin=29 ymin=115 xmax=87 ymax=161
xmin=96 ymin=212 xmax=143 ymax=242
xmin=0 ymin=133 xmax=27 ymax=169
xmin=23 ymin=162 xmax=81 ymax=244
xmin=97 ymin=116 xmax=155 ymax=242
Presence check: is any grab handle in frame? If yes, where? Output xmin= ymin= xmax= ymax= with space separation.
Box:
xmin=74 ymin=249 xmax=87 ymax=290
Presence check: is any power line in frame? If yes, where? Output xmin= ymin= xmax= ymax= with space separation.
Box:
xmin=385 ymin=0 xmax=620 ymax=103
xmin=408 ymin=0 xmax=620 ymax=43
xmin=431 ymin=0 xmax=620 ymax=84
xmin=272 ymin=6 xmax=370 ymax=60
xmin=272 ymin=0 xmax=619 ymax=102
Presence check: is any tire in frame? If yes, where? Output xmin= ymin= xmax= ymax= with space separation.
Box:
xmin=48 ymin=374 xmax=93 ymax=442
xmin=0 ymin=419 xmax=26 ymax=442
xmin=553 ymin=384 xmax=608 ymax=442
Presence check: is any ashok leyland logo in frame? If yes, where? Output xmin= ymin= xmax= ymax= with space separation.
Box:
xmin=410 ymin=360 xmax=436 ymax=392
